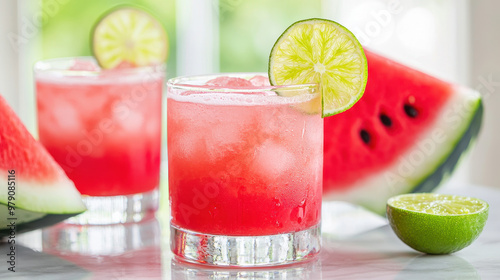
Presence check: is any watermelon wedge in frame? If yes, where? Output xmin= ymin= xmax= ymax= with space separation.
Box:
xmin=323 ymin=50 xmax=483 ymax=214
xmin=0 ymin=95 xmax=86 ymax=236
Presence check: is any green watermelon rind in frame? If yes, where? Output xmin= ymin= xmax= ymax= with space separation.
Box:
xmin=387 ymin=93 xmax=482 ymax=213
xmin=0 ymin=177 xmax=86 ymax=214
xmin=412 ymin=99 xmax=483 ymax=193
xmin=0 ymin=94 xmax=85 ymax=235
xmin=0 ymin=213 xmax=76 ymax=237
xmin=0 ymin=173 xmax=85 ymax=235
xmin=0 ymin=204 xmax=78 ymax=237
xmin=0 ymin=183 xmax=85 ymax=237
xmin=324 ymin=86 xmax=483 ymax=214
xmin=0 ymin=95 xmax=86 ymax=215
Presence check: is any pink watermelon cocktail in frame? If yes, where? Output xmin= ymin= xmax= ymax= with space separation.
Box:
xmin=35 ymin=58 xmax=163 ymax=198
xmin=167 ymin=74 xmax=322 ymax=266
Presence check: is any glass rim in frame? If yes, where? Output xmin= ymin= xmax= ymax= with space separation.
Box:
xmin=167 ymin=73 xmax=318 ymax=93
xmin=33 ymin=56 xmax=165 ymax=77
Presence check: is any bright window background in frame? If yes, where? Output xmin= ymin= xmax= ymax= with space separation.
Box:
xmin=0 ymin=0 xmax=498 ymax=188
xmin=218 ymin=0 xmax=321 ymax=73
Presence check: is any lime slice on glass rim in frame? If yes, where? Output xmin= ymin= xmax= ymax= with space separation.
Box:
xmin=387 ymin=193 xmax=489 ymax=255
xmin=92 ymin=6 xmax=168 ymax=69
xmin=269 ymin=18 xmax=368 ymax=117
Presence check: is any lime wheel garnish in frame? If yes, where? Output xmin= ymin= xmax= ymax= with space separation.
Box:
xmin=92 ymin=7 xmax=168 ymax=69
xmin=269 ymin=18 xmax=367 ymax=117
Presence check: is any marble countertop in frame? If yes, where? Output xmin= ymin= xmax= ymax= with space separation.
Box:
xmin=1 ymin=184 xmax=499 ymax=279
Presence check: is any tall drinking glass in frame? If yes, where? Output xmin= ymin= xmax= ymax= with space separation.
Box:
xmin=167 ymin=73 xmax=323 ymax=266
xmin=35 ymin=57 xmax=164 ymax=225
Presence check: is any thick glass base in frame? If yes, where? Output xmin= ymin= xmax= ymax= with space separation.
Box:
xmin=42 ymin=215 xmax=160 ymax=255
xmin=171 ymin=256 xmax=322 ymax=279
xmin=66 ymin=189 xmax=159 ymax=225
xmin=170 ymin=224 xmax=321 ymax=267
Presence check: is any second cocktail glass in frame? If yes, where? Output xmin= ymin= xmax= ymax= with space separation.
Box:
xmin=167 ymin=73 xmax=323 ymax=266
xmin=35 ymin=57 xmax=164 ymax=225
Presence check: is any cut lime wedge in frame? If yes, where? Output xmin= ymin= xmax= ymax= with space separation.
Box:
xmin=387 ymin=193 xmax=489 ymax=254
xmin=92 ymin=7 xmax=168 ymax=69
xmin=269 ymin=18 xmax=367 ymax=117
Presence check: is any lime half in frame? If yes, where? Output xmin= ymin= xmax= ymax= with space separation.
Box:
xmin=92 ymin=7 xmax=168 ymax=69
xmin=269 ymin=18 xmax=367 ymax=117
xmin=387 ymin=193 xmax=489 ymax=255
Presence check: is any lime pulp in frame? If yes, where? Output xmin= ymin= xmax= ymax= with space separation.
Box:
xmin=268 ymin=18 xmax=368 ymax=117
xmin=387 ymin=193 xmax=489 ymax=255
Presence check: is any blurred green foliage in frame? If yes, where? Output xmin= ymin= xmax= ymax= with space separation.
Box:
xmin=41 ymin=0 xmax=322 ymax=75
xmin=41 ymin=0 xmax=176 ymax=76
xmin=219 ymin=0 xmax=321 ymax=72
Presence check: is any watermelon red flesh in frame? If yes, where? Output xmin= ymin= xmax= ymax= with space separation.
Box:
xmin=324 ymin=50 xmax=453 ymax=188
xmin=0 ymin=94 xmax=85 ymax=214
xmin=323 ymin=50 xmax=482 ymax=212
xmin=0 ymin=98 xmax=62 ymax=183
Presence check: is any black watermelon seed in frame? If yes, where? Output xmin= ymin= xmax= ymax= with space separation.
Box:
xmin=380 ymin=114 xmax=392 ymax=127
xmin=404 ymin=104 xmax=418 ymax=118
xmin=360 ymin=130 xmax=370 ymax=144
